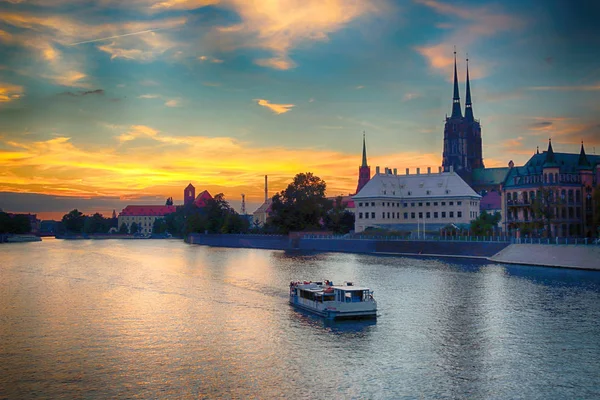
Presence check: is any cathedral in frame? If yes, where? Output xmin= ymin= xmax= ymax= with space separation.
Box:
xmin=442 ymin=52 xmax=508 ymax=196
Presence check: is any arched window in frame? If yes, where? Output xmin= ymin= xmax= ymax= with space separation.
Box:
xmin=576 ymin=190 xmax=581 ymax=203
xmin=549 ymin=174 xmax=554 ymax=184
xmin=544 ymin=173 xmax=547 ymax=183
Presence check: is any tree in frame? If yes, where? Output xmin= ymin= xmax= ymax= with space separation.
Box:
xmin=130 ymin=222 xmax=139 ymax=234
xmin=530 ymin=186 xmax=555 ymax=237
xmin=0 ymin=212 xmax=31 ymax=234
xmin=470 ymin=211 xmax=501 ymax=236
xmin=323 ymin=196 xmax=355 ymax=234
xmin=268 ymin=172 xmax=332 ymax=234
xmin=165 ymin=197 xmax=174 ymax=206
xmin=119 ymin=223 xmax=129 ymax=234
xmin=62 ymin=209 xmax=85 ymax=234
xmin=152 ymin=218 xmax=168 ymax=234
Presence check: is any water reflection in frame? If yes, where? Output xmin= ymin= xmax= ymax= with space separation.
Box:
xmin=290 ymin=308 xmax=377 ymax=335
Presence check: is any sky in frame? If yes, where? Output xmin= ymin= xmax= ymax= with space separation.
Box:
xmin=0 ymin=0 xmax=599 ymax=220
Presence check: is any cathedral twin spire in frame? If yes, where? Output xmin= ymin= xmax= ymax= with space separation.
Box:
xmin=450 ymin=50 xmax=474 ymax=122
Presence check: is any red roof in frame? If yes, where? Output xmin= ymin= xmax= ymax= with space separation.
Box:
xmin=193 ymin=190 xmax=213 ymax=208
xmin=119 ymin=205 xmax=176 ymax=217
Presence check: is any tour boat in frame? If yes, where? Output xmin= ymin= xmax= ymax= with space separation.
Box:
xmin=289 ymin=280 xmax=377 ymax=320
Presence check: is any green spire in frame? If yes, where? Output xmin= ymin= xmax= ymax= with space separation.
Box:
xmin=464 ymin=56 xmax=474 ymax=122
xmin=450 ymin=49 xmax=462 ymax=119
xmin=543 ymin=138 xmax=558 ymax=167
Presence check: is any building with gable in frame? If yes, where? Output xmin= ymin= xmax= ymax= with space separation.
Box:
xmin=353 ymin=166 xmax=481 ymax=233
xmin=118 ymin=205 xmax=176 ymax=235
xmin=501 ymin=140 xmax=600 ymax=238
xmin=184 ymin=183 xmax=213 ymax=207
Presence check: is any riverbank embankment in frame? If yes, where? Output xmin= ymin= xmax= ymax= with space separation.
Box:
xmin=489 ymin=244 xmax=600 ymax=270
xmin=187 ymin=233 xmax=599 ymax=270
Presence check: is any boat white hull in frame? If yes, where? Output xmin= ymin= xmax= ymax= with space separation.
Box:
xmin=289 ymin=297 xmax=377 ymax=320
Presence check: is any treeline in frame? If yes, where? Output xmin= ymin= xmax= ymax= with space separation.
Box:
xmin=157 ymin=193 xmax=250 ymax=237
xmin=0 ymin=212 xmax=32 ymax=234
xmin=60 ymin=210 xmax=117 ymax=235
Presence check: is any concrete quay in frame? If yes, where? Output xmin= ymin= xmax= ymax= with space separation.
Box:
xmin=489 ymin=244 xmax=600 ymax=271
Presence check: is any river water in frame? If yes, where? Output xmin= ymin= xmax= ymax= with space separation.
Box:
xmin=1 ymin=238 xmax=599 ymax=399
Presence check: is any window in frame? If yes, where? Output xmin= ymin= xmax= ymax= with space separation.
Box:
xmin=457 ymin=211 xmax=462 ymax=218
xmin=404 ymin=212 xmax=408 ymax=219
xmin=359 ymin=213 xmax=363 ymax=219
xmin=434 ymin=202 xmax=438 ymax=206
xmin=418 ymin=202 xmax=423 ymax=207
xmin=418 ymin=212 xmax=423 ymax=219
xmin=382 ymin=212 xmax=385 ymax=219
xmin=371 ymin=202 xmax=375 ymax=206
xmin=441 ymin=202 xmax=446 ymax=206
xmin=403 ymin=203 xmax=408 ymax=207
xmin=365 ymin=213 xmax=369 ymax=219
xmin=457 ymin=201 xmax=462 ymax=206
xmin=442 ymin=212 xmax=446 ymax=218
xmin=426 ymin=212 xmax=431 ymax=219
xmin=411 ymin=212 xmax=415 ymax=219
xmin=359 ymin=202 xmax=363 ymax=207
xmin=408 ymin=191 xmax=412 ymax=196
xmin=411 ymin=203 xmax=415 ymax=207
xmin=449 ymin=201 xmax=454 ymax=206
xmin=434 ymin=212 xmax=438 ymax=218
xmin=450 ymin=211 xmax=454 ymax=218
xmin=426 ymin=202 xmax=430 ymax=206
xmin=371 ymin=212 xmax=375 ymax=219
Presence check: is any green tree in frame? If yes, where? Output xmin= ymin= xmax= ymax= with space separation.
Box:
xmin=62 ymin=209 xmax=85 ymax=233
xmin=0 ymin=212 xmax=31 ymax=234
xmin=152 ymin=218 xmax=168 ymax=234
xmin=470 ymin=211 xmax=501 ymax=236
xmin=530 ymin=186 xmax=555 ymax=237
xmin=130 ymin=222 xmax=139 ymax=234
xmin=323 ymin=196 xmax=355 ymax=234
xmin=119 ymin=222 xmax=129 ymax=234
xmin=268 ymin=172 xmax=332 ymax=234
xmin=165 ymin=197 xmax=174 ymax=206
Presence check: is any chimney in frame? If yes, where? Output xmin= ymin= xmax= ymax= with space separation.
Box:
xmin=264 ymin=175 xmax=268 ymax=203
xmin=393 ymin=168 xmax=397 ymax=175
xmin=376 ymin=166 xmax=380 ymax=174
xmin=427 ymin=167 xmax=431 ymax=174
xmin=417 ymin=168 xmax=420 ymax=175
xmin=438 ymin=166 xmax=442 ymax=173
xmin=406 ymin=168 xmax=409 ymax=175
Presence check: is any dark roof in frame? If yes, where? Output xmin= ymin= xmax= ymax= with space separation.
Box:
xmin=471 ymin=167 xmax=509 ymax=185
xmin=503 ymin=151 xmax=600 ymax=189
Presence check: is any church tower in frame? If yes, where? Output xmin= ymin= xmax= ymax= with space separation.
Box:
xmin=355 ymin=133 xmax=371 ymax=194
xmin=442 ymin=51 xmax=484 ymax=179
xmin=184 ymin=183 xmax=195 ymax=206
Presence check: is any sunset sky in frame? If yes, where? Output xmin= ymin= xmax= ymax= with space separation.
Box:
xmin=1 ymin=0 xmax=599 ymax=219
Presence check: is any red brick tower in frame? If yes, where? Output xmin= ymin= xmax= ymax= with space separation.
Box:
xmin=356 ymin=133 xmax=371 ymax=194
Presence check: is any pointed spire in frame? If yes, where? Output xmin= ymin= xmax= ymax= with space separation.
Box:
xmin=464 ymin=56 xmax=474 ymax=122
xmin=543 ymin=138 xmax=558 ymax=167
xmin=451 ymin=48 xmax=462 ymax=119
xmin=361 ymin=132 xmax=368 ymax=167
xmin=578 ymin=141 xmax=592 ymax=169
xmin=536 ymin=146 xmax=539 ymax=155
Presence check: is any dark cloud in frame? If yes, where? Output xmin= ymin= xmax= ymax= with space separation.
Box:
xmin=0 ymin=192 xmax=166 ymax=219
xmin=530 ymin=121 xmax=553 ymax=129
xmin=58 ymin=89 xmax=104 ymax=97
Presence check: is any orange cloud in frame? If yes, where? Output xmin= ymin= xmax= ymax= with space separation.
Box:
xmin=255 ymin=99 xmax=294 ymax=114
xmin=415 ymin=0 xmax=523 ymax=80
xmin=0 ymin=82 xmax=24 ymax=103
xmin=528 ymin=84 xmax=600 ymax=91
xmin=210 ymin=0 xmax=389 ymax=70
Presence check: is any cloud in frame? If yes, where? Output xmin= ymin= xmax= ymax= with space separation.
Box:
xmin=403 ymin=92 xmax=420 ymax=101
xmin=164 ymin=98 xmax=180 ymax=107
xmin=59 ymin=89 xmax=104 ymax=97
xmin=255 ymin=99 xmax=294 ymax=114
xmin=138 ymin=94 xmax=160 ymax=99
xmin=355 ymin=85 xmax=365 ymax=89
xmin=525 ymin=117 xmax=600 ymax=145
xmin=0 ymin=82 xmax=24 ymax=103
xmin=528 ymin=84 xmax=600 ymax=91
xmin=208 ymin=0 xmax=388 ymax=70
xmin=414 ymin=0 xmax=524 ymax=80
xmin=198 ymin=55 xmax=224 ymax=63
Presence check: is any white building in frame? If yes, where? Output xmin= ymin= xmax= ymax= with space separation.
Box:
xmin=353 ymin=166 xmax=481 ymax=233
xmin=118 ymin=205 xmax=176 ymax=235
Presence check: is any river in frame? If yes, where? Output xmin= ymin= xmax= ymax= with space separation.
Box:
xmin=1 ymin=238 xmax=599 ymax=399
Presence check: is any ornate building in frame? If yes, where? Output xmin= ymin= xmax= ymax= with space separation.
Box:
xmin=442 ymin=53 xmax=484 ymax=183
xmin=501 ymin=140 xmax=600 ymax=238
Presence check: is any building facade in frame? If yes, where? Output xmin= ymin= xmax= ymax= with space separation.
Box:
xmin=442 ymin=53 xmax=484 ymax=182
xmin=118 ymin=205 xmax=176 ymax=235
xmin=501 ymin=141 xmax=600 ymax=238
xmin=353 ymin=166 xmax=481 ymax=233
